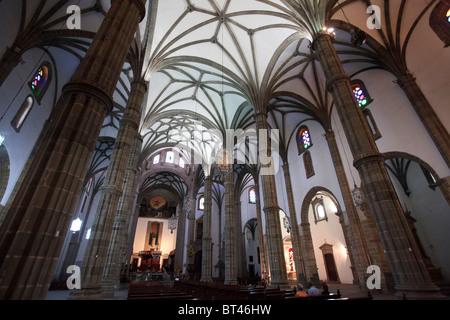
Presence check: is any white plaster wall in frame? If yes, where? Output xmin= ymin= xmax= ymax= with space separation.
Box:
xmin=308 ymin=195 xmax=354 ymax=284
xmin=388 ymin=162 xmax=450 ymax=281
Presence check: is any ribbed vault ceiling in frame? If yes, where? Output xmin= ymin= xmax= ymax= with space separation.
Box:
xmin=2 ymin=0 xmax=442 ymax=172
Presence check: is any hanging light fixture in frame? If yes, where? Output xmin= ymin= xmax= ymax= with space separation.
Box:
xmin=337 ymin=0 xmax=367 ymax=46
xmin=168 ymin=213 xmax=177 ymax=234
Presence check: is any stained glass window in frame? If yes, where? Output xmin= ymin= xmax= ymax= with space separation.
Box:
xmin=198 ymin=196 xmax=205 ymax=211
xmin=86 ymin=177 xmax=93 ymax=195
xmin=249 ymin=188 xmax=257 ymax=204
xmin=179 ymin=157 xmax=185 ymax=168
xmin=166 ymin=151 xmax=174 ymax=163
xmin=29 ymin=63 xmax=51 ymax=103
xmin=447 ymin=9 xmax=450 ymax=23
xmin=153 ymin=154 xmax=160 ymax=164
xmin=297 ymin=126 xmax=312 ymax=154
xmin=351 ymin=80 xmax=373 ymax=108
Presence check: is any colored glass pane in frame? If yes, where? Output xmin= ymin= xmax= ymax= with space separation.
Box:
xmin=352 ymin=84 xmax=368 ymax=107
xmin=301 ymin=129 xmax=311 ymax=149
xmin=86 ymin=177 xmax=93 ymax=194
xmin=198 ymin=197 xmax=205 ymax=210
xmin=447 ymin=9 xmax=450 ymax=22
xmin=249 ymin=188 xmax=257 ymax=204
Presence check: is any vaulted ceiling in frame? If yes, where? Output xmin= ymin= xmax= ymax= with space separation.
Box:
xmin=1 ymin=0 xmax=443 ymax=181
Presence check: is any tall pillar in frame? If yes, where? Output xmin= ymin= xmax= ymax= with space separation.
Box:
xmin=312 ymin=31 xmax=444 ymax=299
xmin=299 ymin=223 xmax=320 ymax=285
xmin=281 ymin=162 xmax=306 ymax=285
xmin=254 ymin=112 xmax=290 ymax=290
xmin=201 ymin=173 xmax=213 ymax=282
xmin=324 ymin=131 xmax=369 ymax=288
xmin=397 ymin=74 xmax=450 ymax=168
xmin=0 ymin=0 xmax=146 ymax=300
xmin=71 ymin=78 xmax=147 ymax=299
xmin=222 ymin=165 xmax=237 ymax=285
xmin=102 ymin=132 xmax=144 ymax=297
xmin=254 ymin=182 xmax=268 ymax=276
xmin=185 ymin=193 xmax=196 ymax=275
xmin=0 ymin=46 xmax=22 ymax=86
xmin=234 ymin=199 xmax=246 ymax=278
xmin=174 ymin=202 xmax=187 ymax=274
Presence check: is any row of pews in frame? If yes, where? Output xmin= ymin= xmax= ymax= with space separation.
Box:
xmin=127 ymin=280 xmax=373 ymax=301
xmin=127 ymin=281 xmax=195 ymax=300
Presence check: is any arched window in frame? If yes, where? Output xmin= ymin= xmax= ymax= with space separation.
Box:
xmin=311 ymin=197 xmax=328 ymax=224
xmin=166 ymin=151 xmax=174 ymax=163
xmin=297 ymin=125 xmax=312 ymax=155
xmin=29 ymin=62 xmax=52 ymax=103
xmin=198 ymin=196 xmax=205 ymax=211
xmin=248 ymin=187 xmax=257 ymax=204
xmin=11 ymin=95 xmax=34 ymax=132
xmin=351 ymin=80 xmax=373 ymax=108
xmin=85 ymin=177 xmax=93 ymax=195
xmin=430 ymin=2 xmax=450 ymax=47
xmin=153 ymin=154 xmax=160 ymax=164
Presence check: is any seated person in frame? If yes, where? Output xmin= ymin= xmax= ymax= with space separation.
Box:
xmin=306 ymin=282 xmax=321 ymax=296
xmin=296 ymin=284 xmax=308 ymax=297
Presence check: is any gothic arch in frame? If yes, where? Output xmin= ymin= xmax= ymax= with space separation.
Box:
xmin=430 ymin=0 xmax=450 ymax=47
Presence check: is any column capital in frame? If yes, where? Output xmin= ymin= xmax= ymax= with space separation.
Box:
xmin=353 ymin=151 xmax=385 ymax=169
xmin=63 ymin=80 xmax=114 ymax=113
xmin=130 ymin=0 xmax=147 ymax=22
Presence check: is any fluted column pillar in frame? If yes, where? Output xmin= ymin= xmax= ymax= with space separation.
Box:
xmin=254 ymin=182 xmax=268 ymax=276
xmin=201 ymin=174 xmax=213 ymax=282
xmin=0 ymin=0 xmax=146 ymax=300
xmin=222 ymin=166 xmax=237 ymax=285
xmin=102 ymin=132 xmax=144 ymax=297
xmin=0 ymin=46 xmax=22 ymax=86
xmin=254 ymin=112 xmax=290 ymax=290
xmin=282 ymin=162 xmax=306 ymax=285
xmin=312 ymin=31 xmax=444 ymax=299
xmin=71 ymin=78 xmax=147 ymax=299
xmin=324 ymin=130 xmax=369 ymax=288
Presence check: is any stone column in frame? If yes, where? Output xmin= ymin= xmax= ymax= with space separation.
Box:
xmin=174 ymin=202 xmax=186 ymax=274
xmin=234 ymin=199 xmax=246 ymax=278
xmin=299 ymin=223 xmax=320 ymax=285
xmin=312 ymin=31 xmax=444 ymax=299
xmin=201 ymin=173 xmax=213 ymax=282
xmin=254 ymin=112 xmax=290 ymax=290
xmin=254 ymin=182 xmax=268 ymax=276
xmin=0 ymin=0 xmax=146 ymax=300
xmin=222 ymin=166 xmax=237 ymax=285
xmin=102 ymin=132 xmax=143 ymax=297
xmin=71 ymin=79 xmax=147 ymax=299
xmin=397 ymin=74 xmax=450 ymax=168
xmin=281 ymin=162 xmax=306 ymax=285
xmin=185 ymin=193 xmax=196 ymax=275
xmin=324 ymin=130 xmax=369 ymax=288
xmin=0 ymin=46 xmax=22 ymax=86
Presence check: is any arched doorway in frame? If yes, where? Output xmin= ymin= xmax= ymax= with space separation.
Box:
xmin=300 ymin=187 xmax=353 ymax=285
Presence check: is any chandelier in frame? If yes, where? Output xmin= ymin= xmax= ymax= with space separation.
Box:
xmin=168 ymin=214 xmax=177 ymax=234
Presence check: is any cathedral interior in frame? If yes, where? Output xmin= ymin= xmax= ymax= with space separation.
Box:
xmin=0 ymin=0 xmax=449 ymax=302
